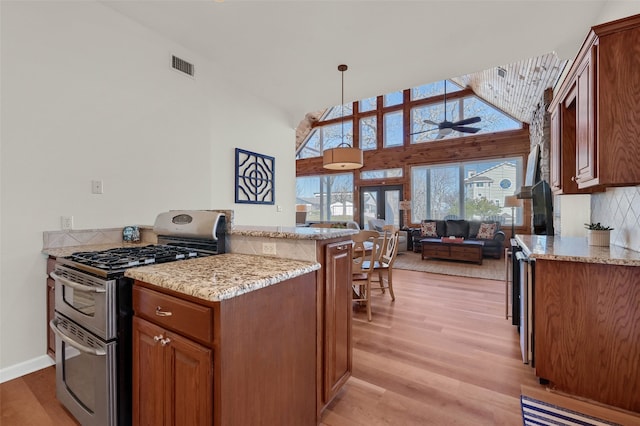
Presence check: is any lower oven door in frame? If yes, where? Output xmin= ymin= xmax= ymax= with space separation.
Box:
xmin=51 ymin=314 xmax=117 ymax=426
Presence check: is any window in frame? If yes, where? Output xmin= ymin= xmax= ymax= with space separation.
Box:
xmin=297 ymin=122 xmax=353 ymax=159
xmin=322 ymin=103 xmax=353 ymax=120
xmin=359 ymin=116 xmax=377 ymax=150
xmin=411 ymin=80 xmax=462 ymax=101
xmin=361 ymin=168 xmax=403 ymax=179
xmin=359 ymin=97 xmax=377 ymax=113
xmin=412 ymin=157 xmax=523 ymax=225
xmin=297 ymin=78 xmax=523 ymax=158
xmin=296 ymin=173 xmax=354 ymax=222
xmin=383 ymin=91 xmax=403 ymax=107
xmin=384 ymin=111 xmax=403 ymax=147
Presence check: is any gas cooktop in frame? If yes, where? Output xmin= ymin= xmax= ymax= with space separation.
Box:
xmin=66 ymin=245 xmax=199 ymax=272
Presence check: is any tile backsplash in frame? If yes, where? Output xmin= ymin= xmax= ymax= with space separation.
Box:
xmin=591 ymin=185 xmax=640 ymax=252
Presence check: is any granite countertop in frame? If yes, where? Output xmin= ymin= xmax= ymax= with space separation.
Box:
xmin=230 ymin=225 xmax=358 ymax=240
xmin=125 ymin=253 xmax=320 ymax=302
xmin=43 ymin=242 xmax=152 ymax=258
xmin=515 ymin=234 xmax=640 ymax=266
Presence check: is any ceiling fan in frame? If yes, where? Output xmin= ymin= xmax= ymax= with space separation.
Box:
xmin=410 ymin=80 xmax=482 ymax=139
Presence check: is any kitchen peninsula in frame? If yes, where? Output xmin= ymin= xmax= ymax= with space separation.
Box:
xmin=126 ymin=254 xmax=321 ymax=425
xmin=515 ymin=235 xmax=640 ymax=413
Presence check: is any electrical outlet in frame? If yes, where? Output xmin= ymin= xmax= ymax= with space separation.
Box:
xmin=61 ymin=216 xmax=74 ymax=230
xmin=262 ymin=242 xmax=276 ymax=255
xmin=92 ymin=180 xmax=104 ymax=194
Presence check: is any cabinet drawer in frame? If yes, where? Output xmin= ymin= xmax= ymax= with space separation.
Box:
xmin=133 ymin=286 xmax=213 ymax=344
xmin=423 ymin=246 xmax=449 ymax=256
xmin=450 ymin=246 xmax=475 ymax=255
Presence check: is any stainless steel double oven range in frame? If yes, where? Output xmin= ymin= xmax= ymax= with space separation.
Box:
xmin=49 ymin=211 xmax=226 ymax=426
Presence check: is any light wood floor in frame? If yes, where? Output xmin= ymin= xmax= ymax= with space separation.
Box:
xmin=0 ymin=269 xmax=581 ymax=425
xmin=321 ymin=269 xmax=541 ymax=425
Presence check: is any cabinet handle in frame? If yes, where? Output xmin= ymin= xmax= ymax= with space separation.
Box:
xmin=571 ymin=176 xmax=576 ymax=182
xmin=155 ymin=306 xmax=173 ymax=317
xmin=160 ymin=338 xmax=171 ymax=346
xmin=336 ymin=244 xmax=349 ymax=250
xmin=153 ymin=334 xmax=163 ymax=342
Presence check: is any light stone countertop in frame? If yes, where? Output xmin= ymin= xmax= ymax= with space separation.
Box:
xmin=230 ymin=225 xmax=358 ymax=240
xmin=124 ymin=253 xmax=320 ymax=302
xmin=43 ymin=242 xmax=152 ymax=258
xmin=515 ymin=234 xmax=640 ymax=266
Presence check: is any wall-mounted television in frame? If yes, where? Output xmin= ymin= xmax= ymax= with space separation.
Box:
xmin=532 ymin=180 xmax=554 ymax=235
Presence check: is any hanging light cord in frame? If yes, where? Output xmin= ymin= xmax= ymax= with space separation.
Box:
xmin=339 ymin=64 xmax=348 ymax=147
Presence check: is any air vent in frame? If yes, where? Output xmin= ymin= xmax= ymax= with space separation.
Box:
xmin=172 ymin=55 xmax=195 ymax=77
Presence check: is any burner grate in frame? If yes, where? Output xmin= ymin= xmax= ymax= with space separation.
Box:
xmin=69 ymin=245 xmax=199 ymax=271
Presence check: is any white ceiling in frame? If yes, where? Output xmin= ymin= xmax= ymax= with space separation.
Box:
xmin=101 ymin=0 xmax=635 ymax=126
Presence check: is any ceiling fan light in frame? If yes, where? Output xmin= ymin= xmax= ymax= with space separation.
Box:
xmin=440 ymin=127 xmax=453 ymax=135
xmin=323 ymin=146 xmax=363 ymax=170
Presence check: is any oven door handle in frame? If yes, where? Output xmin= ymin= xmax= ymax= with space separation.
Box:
xmin=49 ymin=319 xmax=106 ymax=356
xmin=50 ymin=272 xmax=106 ymax=293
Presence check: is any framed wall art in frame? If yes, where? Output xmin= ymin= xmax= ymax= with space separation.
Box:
xmin=235 ymin=148 xmax=275 ymax=205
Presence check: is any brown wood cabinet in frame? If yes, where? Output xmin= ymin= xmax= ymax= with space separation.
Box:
xmin=318 ymin=240 xmax=352 ymax=411
xmin=133 ymin=271 xmax=317 ymax=426
xmin=133 ymin=316 xmax=213 ymax=425
xmin=46 ymin=256 xmax=56 ymax=359
xmin=535 ymin=259 xmax=640 ymax=412
xmin=549 ymin=13 xmax=640 ymax=192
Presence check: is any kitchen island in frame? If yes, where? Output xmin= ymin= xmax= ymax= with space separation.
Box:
xmin=515 ymin=235 xmax=640 ymax=413
xmin=126 ymin=253 xmax=321 ymax=426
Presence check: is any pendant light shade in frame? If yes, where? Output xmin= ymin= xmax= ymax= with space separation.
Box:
xmin=322 ymin=146 xmax=364 ymax=170
xmin=323 ymin=64 xmax=363 ymax=170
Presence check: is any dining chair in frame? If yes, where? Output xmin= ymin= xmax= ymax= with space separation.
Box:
xmin=352 ymin=230 xmax=380 ymax=322
xmin=370 ymin=225 xmax=399 ymax=301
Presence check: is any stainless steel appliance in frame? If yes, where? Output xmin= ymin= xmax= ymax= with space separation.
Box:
xmin=515 ymin=250 xmax=535 ymax=365
xmin=50 ymin=211 xmax=226 ymax=426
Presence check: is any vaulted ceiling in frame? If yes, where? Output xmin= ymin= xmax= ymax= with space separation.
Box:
xmin=102 ymin=1 xmax=639 ymax=126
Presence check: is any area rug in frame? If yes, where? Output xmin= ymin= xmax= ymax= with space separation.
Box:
xmin=394 ymin=251 xmax=504 ymax=281
xmin=521 ymin=395 xmax=622 ymax=426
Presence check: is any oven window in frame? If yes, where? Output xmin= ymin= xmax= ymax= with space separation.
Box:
xmin=63 ymin=287 xmax=96 ymax=316
xmin=62 ymin=343 xmax=96 ymax=413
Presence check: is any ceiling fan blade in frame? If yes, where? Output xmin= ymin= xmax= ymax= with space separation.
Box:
xmin=409 ymin=127 xmax=438 ymax=136
xmin=422 ymin=119 xmax=439 ymax=126
xmin=452 ymin=116 xmax=481 ymax=126
xmin=453 ymin=126 xmax=481 ymax=134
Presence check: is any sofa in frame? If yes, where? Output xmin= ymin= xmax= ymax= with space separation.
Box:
xmin=410 ymin=219 xmax=505 ymax=258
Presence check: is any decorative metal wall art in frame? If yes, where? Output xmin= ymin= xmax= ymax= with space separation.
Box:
xmin=235 ymin=148 xmax=275 ymax=204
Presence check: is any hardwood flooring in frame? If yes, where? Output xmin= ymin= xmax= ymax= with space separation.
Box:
xmin=4 ymin=269 xmax=627 ymax=425
xmin=321 ymin=269 xmax=540 ymax=425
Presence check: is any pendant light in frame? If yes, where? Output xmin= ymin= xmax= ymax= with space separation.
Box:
xmin=323 ymin=64 xmax=363 ymax=170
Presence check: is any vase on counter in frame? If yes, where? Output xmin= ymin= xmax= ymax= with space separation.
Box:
xmin=587 ymin=229 xmax=611 ymax=247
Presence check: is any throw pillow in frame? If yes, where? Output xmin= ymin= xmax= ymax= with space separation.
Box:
xmin=421 ymin=221 xmax=438 ymax=237
xmin=477 ymin=222 xmax=496 ymax=239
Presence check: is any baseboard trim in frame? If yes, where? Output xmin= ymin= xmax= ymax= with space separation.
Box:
xmin=0 ymin=355 xmax=55 ymax=383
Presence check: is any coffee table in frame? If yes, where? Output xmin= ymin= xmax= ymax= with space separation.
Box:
xmin=420 ymin=238 xmax=484 ymax=265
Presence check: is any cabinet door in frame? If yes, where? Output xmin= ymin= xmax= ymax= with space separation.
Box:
xmin=575 ymin=46 xmax=598 ymax=186
xmin=164 ymin=330 xmax=212 ymax=426
xmin=133 ymin=317 xmax=166 ymax=426
xmin=322 ymin=241 xmax=352 ymax=404
xmin=550 ymin=108 xmax=560 ymax=192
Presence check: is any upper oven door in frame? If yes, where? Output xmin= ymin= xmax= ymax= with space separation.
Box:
xmin=51 ymin=264 xmax=116 ymax=341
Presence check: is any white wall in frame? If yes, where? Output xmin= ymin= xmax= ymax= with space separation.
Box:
xmin=0 ymin=1 xmax=295 ymax=375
